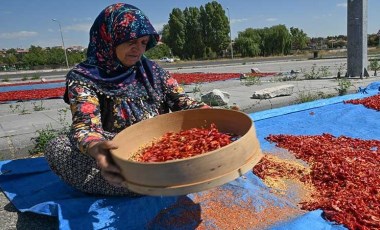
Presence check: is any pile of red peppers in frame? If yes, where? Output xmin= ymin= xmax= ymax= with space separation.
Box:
xmin=344 ymin=94 xmax=380 ymax=111
xmin=136 ymin=123 xmax=232 ymax=162
xmin=265 ymin=133 xmax=380 ymax=230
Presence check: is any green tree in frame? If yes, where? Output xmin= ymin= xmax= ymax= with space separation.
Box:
xmin=368 ymin=34 xmax=379 ymax=47
xmin=183 ymin=7 xmax=205 ymax=59
xmin=165 ymin=8 xmax=186 ymax=57
xmin=290 ymin=27 xmax=309 ymax=50
xmin=5 ymin=54 xmax=17 ymax=66
xmin=22 ymin=46 xmax=47 ymax=68
xmin=234 ymin=28 xmax=261 ymax=57
xmin=160 ymin=24 xmax=170 ymax=44
xmin=199 ymin=5 xmax=213 ymax=58
xmin=5 ymin=48 xmax=17 ymax=56
xmin=202 ymin=1 xmax=230 ymax=56
xmin=45 ymin=47 xmax=67 ymax=66
xmin=276 ymin=25 xmax=292 ymax=55
xmin=369 ymin=59 xmax=380 ymax=76
xmin=145 ymin=43 xmax=172 ymax=59
xmin=259 ymin=25 xmax=291 ymax=56
xmin=68 ymin=51 xmax=86 ymax=66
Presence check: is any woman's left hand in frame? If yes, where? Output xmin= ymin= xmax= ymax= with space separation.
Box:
xmin=87 ymin=141 xmax=125 ymax=187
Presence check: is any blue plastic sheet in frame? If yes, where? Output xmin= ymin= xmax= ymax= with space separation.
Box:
xmin=0 ymin=82 xmax=65 ymax=92
xmin=1 ymin=82 xmax=379 ymax=229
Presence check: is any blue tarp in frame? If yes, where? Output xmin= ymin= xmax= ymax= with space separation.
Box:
xmin=0 ymin=82 xmax=379 ymax=230
xmin=0 ymin=82 xmax=65 ymax=92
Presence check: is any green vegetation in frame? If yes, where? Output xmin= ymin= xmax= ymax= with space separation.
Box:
xmin=191 ymin=82 xmax=203 ymax=101
xmin=9 ymin=103 xmax=30 ymax=115
xmin=32 ymin=101 xmax=46 ymax=111
xmin=161 ymin=2 xmax=229 ymax=60
xmin=240 ymin=75 xmax=261 ymax=86
xmin=369 ymin=59 xmax=380 ymax=76
xmin=145 ymin=43 xmax=173 ymax=60
xmin=29 ymin=124 xmax=58 ymax=155
xmin=296 ymin=91 xmax=335 ymax=104
xmin=29 ymin=108 xmax=70 ymax=155
xmin=335 ymin=78 xmax=353 ymax=96
xmin=0 ymin=46 xmax=85 ymax=71
xmin=301 ymin=64 xmax=333 ymax=79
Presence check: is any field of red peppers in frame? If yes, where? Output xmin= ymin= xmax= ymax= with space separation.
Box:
xmin=255 ymin=133 xmax=380 ymax=230
xmin=0 ymin=72 xmax=275 ymax=103
xmin=171 ymin=72 xmax=276 ymax=84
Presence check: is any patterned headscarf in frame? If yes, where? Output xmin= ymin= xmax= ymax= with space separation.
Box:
xmin=86 ymin=3 xmax=158 ymax=72
xmin=66 ymin=3 xmax=160 ymax=97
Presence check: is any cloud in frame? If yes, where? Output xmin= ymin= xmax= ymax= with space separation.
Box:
xmin=231 ymin=18 xmax=248 ymax=24
xmin=337 ymin=3 xmax=347 ymax=8
xmin=0 ymin=31 xmax=38 ymax=39
xmin=266 ymin=18 xmax=277 ymax=22
xmin=63 ymin=23 xmax=92 ymax=32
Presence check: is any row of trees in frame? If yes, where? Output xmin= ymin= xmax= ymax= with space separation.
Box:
xmin=146 ymin=1 xmax=316 ymax=59
xmin=147 ymin=1 xmax=379 ymax=59
xmin=0 ymin=46 xmax=85 ymax=70
xmin=159 ymin=1 xmax=230 ymax=60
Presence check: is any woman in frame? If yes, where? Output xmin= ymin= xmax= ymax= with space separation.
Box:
xmin=45 ymin=3 xmax=208 ymax=196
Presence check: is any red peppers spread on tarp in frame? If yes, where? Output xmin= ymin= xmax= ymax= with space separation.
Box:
xmin=263 ymin=133 xmax=380 ymax=230
xmin=344 ymin=94 xmax=380 ymax=111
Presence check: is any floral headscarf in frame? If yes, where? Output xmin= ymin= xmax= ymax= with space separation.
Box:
xmin=65 ymin=3 xmax=160 ymax=98
xmin=86 ymin=3 xmax=159 ymax=73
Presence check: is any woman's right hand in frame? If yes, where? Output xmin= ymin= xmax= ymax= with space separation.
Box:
xmin=87 ymin=141 xmax=125 ymax=187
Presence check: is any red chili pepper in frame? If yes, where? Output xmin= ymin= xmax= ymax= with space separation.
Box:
xmin=344 ymin=94 xmax=380 ymax=111
xmin=137 ymin=123 xmax=233 ymax=162
xmin=0 ymin=87 xmax=65 ymax=102
xmin=260 ymin=133 xmax=380 ymax=230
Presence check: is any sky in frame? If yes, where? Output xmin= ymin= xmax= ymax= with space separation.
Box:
xmin=1 ymin=0 xmax=380 ymax=50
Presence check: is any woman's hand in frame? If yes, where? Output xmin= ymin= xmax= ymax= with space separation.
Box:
xmin=87 ymin=141 xmax=125 ymax=187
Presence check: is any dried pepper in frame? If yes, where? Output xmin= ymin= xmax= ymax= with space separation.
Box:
xmin=344 ymin=94 xmax=380 ymax=111
xmin=132 ymin=123 xmax=233 ymax=162
xmin=263 ymin=133 xmax=380 ymax=230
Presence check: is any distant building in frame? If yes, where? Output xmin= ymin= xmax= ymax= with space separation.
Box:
xmin=16 ymin=48 xmax=29 ymax=54
xmin=67 ymin=46 xmax=85 ymax=52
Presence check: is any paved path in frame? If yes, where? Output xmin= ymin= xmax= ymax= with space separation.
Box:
xmin=0 ymin=64 xmax=379 ymax=229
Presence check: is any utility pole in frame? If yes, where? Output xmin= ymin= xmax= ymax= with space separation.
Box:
xmin=347 ymin=0 xmax=368 ymax=77
xmin=226 ymin=8 xmax=234 ymax=59
xmin=52 ymin=19 xmax=69 ymax=69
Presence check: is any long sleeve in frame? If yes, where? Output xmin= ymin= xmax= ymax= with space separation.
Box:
xmin=163 ymin=73 xmax=209 ymax=111
xmin=67 ymin=80 xmax=106 ymax=154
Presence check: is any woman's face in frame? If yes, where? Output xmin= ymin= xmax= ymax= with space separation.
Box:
xmin=115 ymin=35 xmax=150 ymax=67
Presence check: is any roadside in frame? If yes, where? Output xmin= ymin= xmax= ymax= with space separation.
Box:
xmin=1 ymin=73 xmax=379 ymax=161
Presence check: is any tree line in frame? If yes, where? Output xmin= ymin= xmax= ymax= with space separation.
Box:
xmin=1 ymin=0 xmax=379 ymax=70
xmin=146 ymin=1 xmax=379 ymax=60
xmin=0 ymin=46 xmax=85 ymax=70
xmin=146 ymin=1 xmax=306 ymax=60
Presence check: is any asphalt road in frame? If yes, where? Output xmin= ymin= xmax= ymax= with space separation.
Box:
xmin=0 ymin=55 xmax=349 ymax=82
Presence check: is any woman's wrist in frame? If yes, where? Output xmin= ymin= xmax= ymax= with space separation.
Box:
xmin=86 ymin=141 xmax=101 ymax=158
